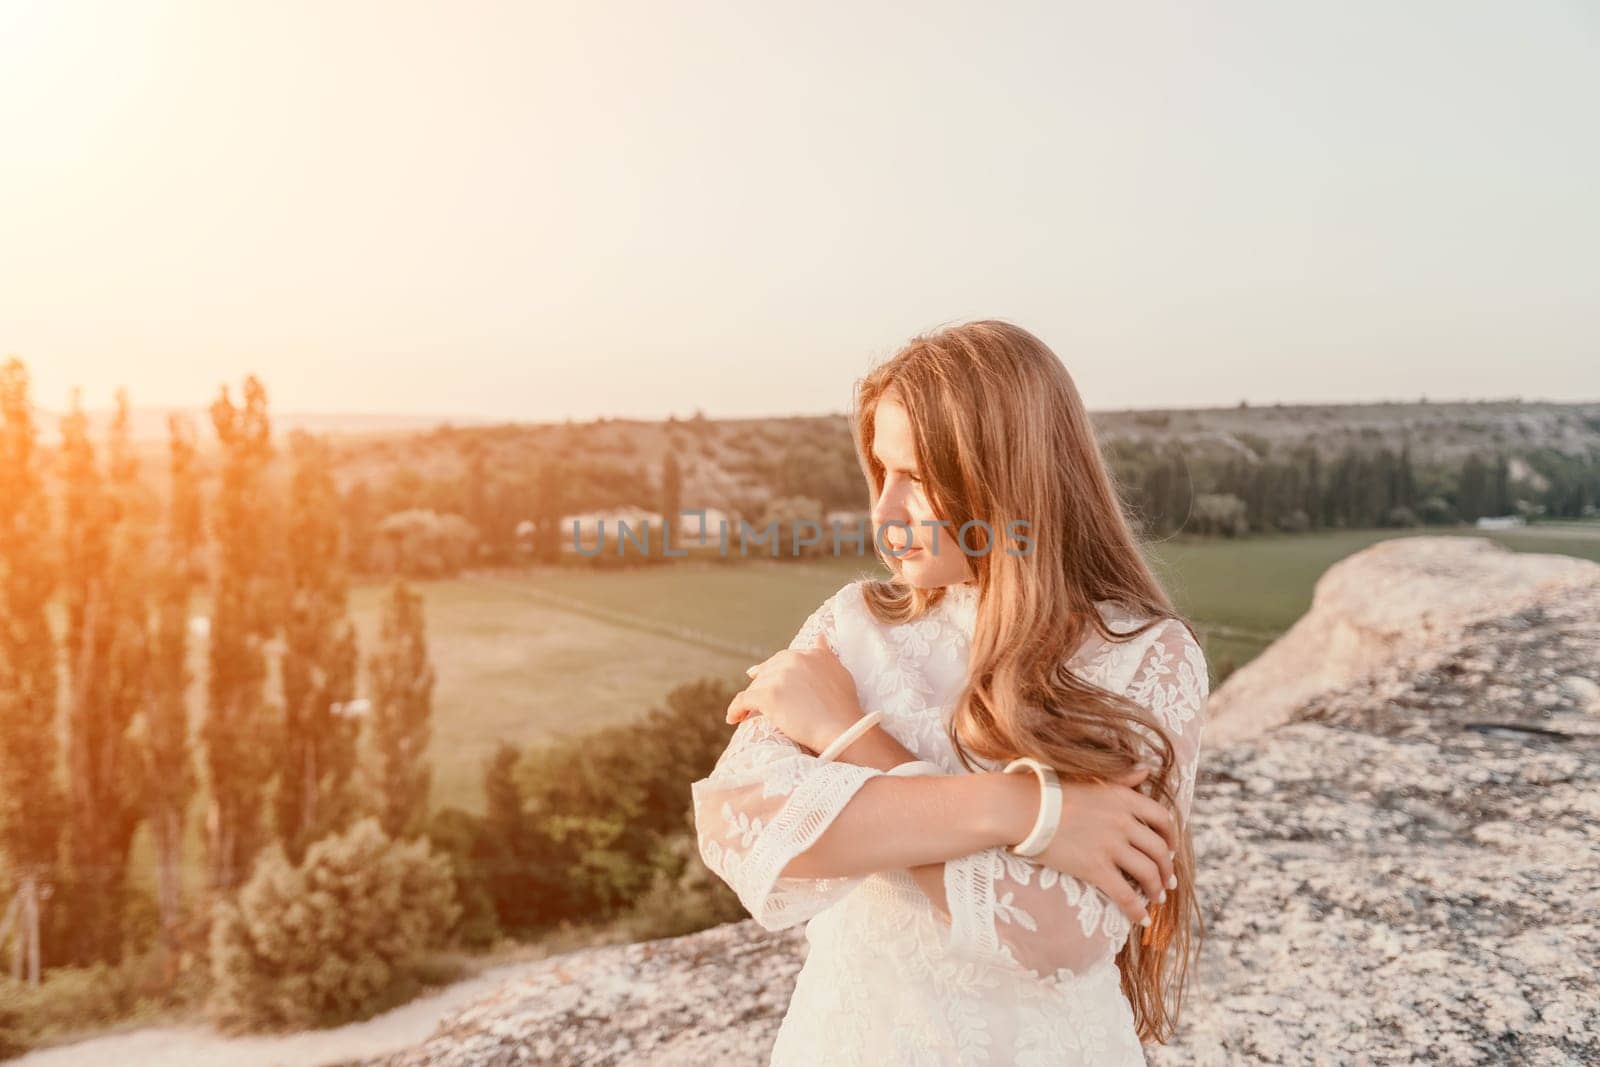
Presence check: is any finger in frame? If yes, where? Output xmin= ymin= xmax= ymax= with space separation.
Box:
xmin=1132 ymin=794 xmax=1179 ymax=857
xmin=1128 ymin=820 xmax=1175 ymax=895
xmin=1114 ymin=765 xmax=1150 ymax=787
xmin=1100 ymin=864 xmax=1149 ymax=925
xmin=1116 ymin=845 xmax=1163 ymax=916
xmin=725 ymin=694 xmax=756 ymax=724
xmin=744 ymin=664 xmax=760 ymax=679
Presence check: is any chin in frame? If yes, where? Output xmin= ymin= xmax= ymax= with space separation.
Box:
xmin=896 ymin=553 xmax=966 ymax=588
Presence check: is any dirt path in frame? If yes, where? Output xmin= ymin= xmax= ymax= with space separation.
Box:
xmin=15 ymin=959 xmax=548 ymax=1067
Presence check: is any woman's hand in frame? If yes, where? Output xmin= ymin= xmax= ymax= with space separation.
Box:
xmin=725 ymin=634 xmax=865 ymax=755
xmin=1005 ymin=765 xmax=1178 ymax=925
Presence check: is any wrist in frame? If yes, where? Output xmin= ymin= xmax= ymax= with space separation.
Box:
xmin=983 ymin=771 xmax=1043 ymax=847
xmin=827 ymin=717 xmax=916 ymax=771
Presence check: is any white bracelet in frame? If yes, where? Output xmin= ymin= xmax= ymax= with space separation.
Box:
xmin=816 ymin=710 xmax=885 ymax=764
xmin=886 ymin=759 xmax=943 ymax=776
xmin=1002 ymin=757 xmax=1062 ymax=857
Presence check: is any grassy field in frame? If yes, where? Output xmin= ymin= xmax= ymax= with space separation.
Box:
xmin=1149 ymin=524 xmax=1600 ymax=672
xmin=336 ymin=524 xmax=1600 ymax=811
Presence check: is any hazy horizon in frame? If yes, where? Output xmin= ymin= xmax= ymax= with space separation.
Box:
xmin=4 ymin=2 xmax=1596 ymax=420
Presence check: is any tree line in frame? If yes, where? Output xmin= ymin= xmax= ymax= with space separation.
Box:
xmin=1109 ymin=438 xmax=1600 ymax=539
xmin=0 ymin=359 xmax=440 ymax=1041
xmin=324 ymin=418 xmax=1600 ymax=579
xmin=0 ymin=358 xmax=762 ymax=1048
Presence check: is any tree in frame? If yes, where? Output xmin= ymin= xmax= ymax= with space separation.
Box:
xmin=341 ymin=477 xmax=379 ymax=573
xmin=526 ymin=459 xmax=571 ymax=563
xmin=475 ymin=741 xmax=548 ymax=933
xmin=464 ymin=443 xmax=491 ymax=551
xmin=204 ymin=376 xmax=281 ymax=892
xmin=1302 ymin=446 xmax=1324 ymax=529
xmin=1191 ymin=493 xmax=1249 ymax=537
xmin=369 ymin=509 xmax=479 ymax=578
xmin=659 ymin=450 xmax=682 ymax=534
xmin=59 ymin=389 xmax=152 ymax=964
xmin=365 ymin=580 xmax=435 ymax=841
xmin=0 ymin=359 xmax=65 ymax=984
xmin=207 ymin=817 xmax=458 ymax=1029
xmin=137 ymin=412 xmax=203 ymax=980
xmin=755 ymin=495 xmax=827 ymax=558
xmin=275 ymin=431 xmax=361 ymax=865
xmin=1492 ymin=452 xmax=1512 ymax=516
xmin=1457 ymin=454 xmax=1488 ymax=522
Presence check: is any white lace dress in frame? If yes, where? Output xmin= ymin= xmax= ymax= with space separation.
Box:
xmin=689 ymin=578 xmax=1209 ymax=1066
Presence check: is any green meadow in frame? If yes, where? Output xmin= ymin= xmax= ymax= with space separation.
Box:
xmin=1149 ymin=524 xmax=1600 ymax=674
xmin=356 ymin=523 xmax=1597 ymax=814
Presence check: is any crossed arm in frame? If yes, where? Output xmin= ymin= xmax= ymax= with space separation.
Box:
xmin=775 ymin=722 xmax=1019 ymax=922
xmin=688 ymin=709 xmax=1018 ymax=926
xmin=689 ymin=607 xmax=1209 ymax=979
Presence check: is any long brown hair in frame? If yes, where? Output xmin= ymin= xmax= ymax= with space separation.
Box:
xmin=850 ymin=319 xmax=1203 ymax=1045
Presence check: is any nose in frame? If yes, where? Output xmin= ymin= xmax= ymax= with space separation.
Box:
xmin=871 ymin=484 xmax=913 ymax=548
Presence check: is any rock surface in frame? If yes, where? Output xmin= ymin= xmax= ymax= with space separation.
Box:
xmin=363 ymin=537 xmax=1600 ymax=1067
xmin=1204 ymin=536 xmax=1597 ymax=747
xmin=350 ymin=922 xmax=804 ymax=1067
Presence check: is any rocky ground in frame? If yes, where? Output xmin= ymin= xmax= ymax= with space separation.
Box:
xmin=345 ymin=921 xmax=806 ymax=1067
xmin=359 ymin=537 xmax=1599 ymax=1067
xmin=1156 ymin=565 xmax=1599 ymax=1064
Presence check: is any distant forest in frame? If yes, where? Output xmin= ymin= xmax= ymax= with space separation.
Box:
xmin=309 ymin=402 xmax=1600 ymax=572
xmin=28 ymin=391 xmax=1600 ymax=578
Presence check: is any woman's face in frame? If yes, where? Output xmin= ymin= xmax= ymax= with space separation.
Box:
xmin=869 ymin=396 xmax=973 ymax=588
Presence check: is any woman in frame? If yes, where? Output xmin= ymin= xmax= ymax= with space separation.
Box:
xmin=689 ymin=320 xmax=1208 ymax=1065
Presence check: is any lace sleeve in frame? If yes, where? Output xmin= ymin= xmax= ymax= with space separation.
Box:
xmin=689 ymin=581 xmax=887 ymax=931
xmin=940 ymin=618 xmax=1209 ymax=979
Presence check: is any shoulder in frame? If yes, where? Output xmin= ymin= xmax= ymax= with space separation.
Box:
xmin=1089 ymin=604 xmax=1207 ymax=690
xmin=1092 ymin=602 xmax=1196 ymax=647
xmin=787 ymin=577 xmax=869 ymax=652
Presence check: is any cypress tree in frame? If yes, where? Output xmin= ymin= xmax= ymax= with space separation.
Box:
xmin=660 ymin=450 xmax=682 ymax=536
xmin=140 ymin=411 xmax=203 ymax=978
xmin=276 ymin=431 xmax=361 ymax=864
xmin=59 ymin=390 xmax=151 ymax=963
xmin=204 ymin=376 xmax=280 ymax=891
xmin=365 ymin=579 xmax=435 ymax=840
xmin=1458 ymin=455 xmax=1488 ymax=522
xmin=0 ymin=359 xmax=65 ymax=983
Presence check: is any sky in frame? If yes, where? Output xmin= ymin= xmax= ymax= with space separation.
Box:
xmin=1 ymin=1 xmax=1596 ymax=422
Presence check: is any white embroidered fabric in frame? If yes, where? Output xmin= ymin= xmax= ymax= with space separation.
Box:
xmin=689 ymin=577 xmax=1210 ymax=1066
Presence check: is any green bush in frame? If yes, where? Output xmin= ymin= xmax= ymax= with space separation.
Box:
xmin=611 ymin=833 xmax=746 ymax=943
xmin=516 ymin=677 xmax=739 ymax=921
xmin=430 ymin=677 xmax=741 ymax=943
xmin=0 ymin=957 xmax=161 ymax=1056
xmin=208 ymin=817 xmax=460 ymax=1031
xmin=0 ymin=987 xmax=23 ymax=1059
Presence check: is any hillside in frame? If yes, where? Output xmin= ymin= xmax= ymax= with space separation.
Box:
xmin=25 ymin=397 xmax=1600 ymax=591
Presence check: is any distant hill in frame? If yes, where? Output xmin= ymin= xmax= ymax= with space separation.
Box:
xmin=1090 ymin=399 xmax=1600 ymax=464
xmin=36 ymin=398 xmax=1600 ymax=459
xmin=31 ymin=399 xmax=1600 ymax=543
xmin=34 ymin=405 xmax=508 ymax=443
